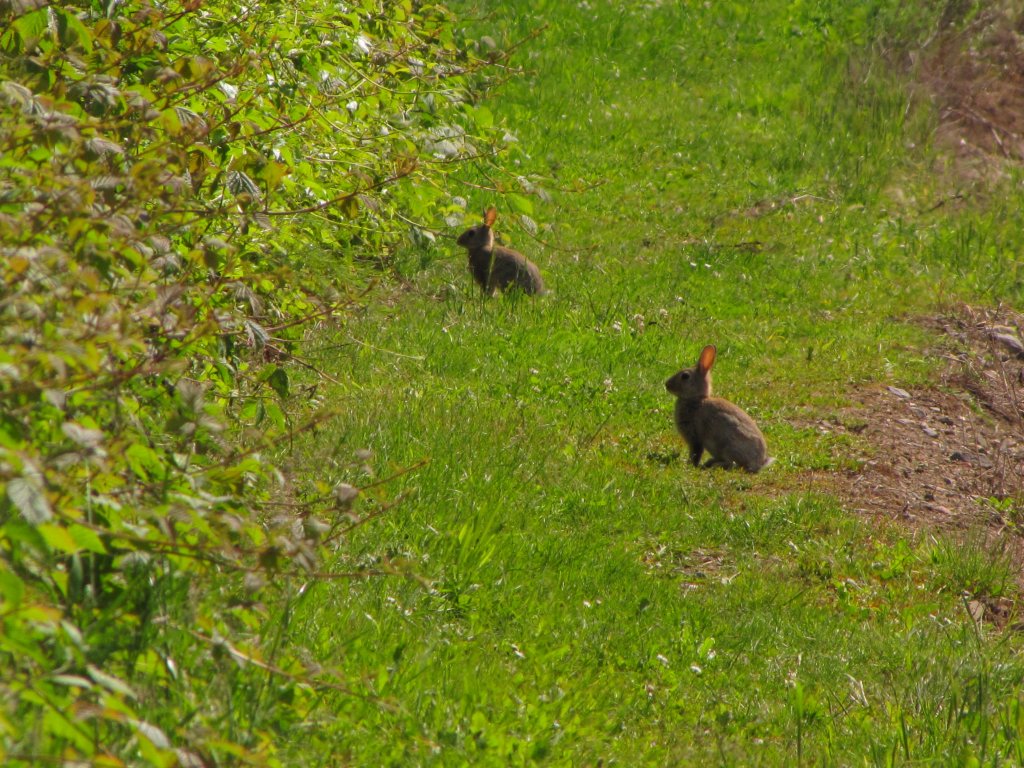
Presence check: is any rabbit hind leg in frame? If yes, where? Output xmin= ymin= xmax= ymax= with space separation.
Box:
xmin=701 ymin=457 xmax=737 ymax=470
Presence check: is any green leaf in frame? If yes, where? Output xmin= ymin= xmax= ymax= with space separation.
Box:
xmin=470 ymin=104 xmax=494 ymax=130
xmin=267 ymin=366 xmax=290 ymax=399
xmin=43 ymin=706 xmax=93 ymax=753
xmin=125 ymin=443 xmax=164 ymax=481
xmin=37 ymin=524 xmax=78 ymax=554
xmin=54 ymin=8 xmax=93 ymax=53
xmin=507 ymin=193 xmax=534 ymax=215
xmin=19 ymin=605 xmax=62 ymax=624
xmin=0 ymin=565 xmax=25 ymax=608
xmin=11 ymin=8 xmax=49 ymax=51
xmin=2 ymin=518 xmax=48 ymax=551
xmin=340 ymin=195 xmax=360 ymax=218
xmin=239 ymin=400 xmax=262 ymax=422
xmin=264 ymin=401 xmax=286 ymax=431
xmin=257 ymin=160 xmax=288 ymax=190
xmin=68 ymin=524 xmax=107 ymax=554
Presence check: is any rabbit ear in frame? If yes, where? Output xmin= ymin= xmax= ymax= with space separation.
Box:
xmin=697 ymin=345 xmax=717 ymax=375
xmin=484 ymin=206 xmax=498 ymax=228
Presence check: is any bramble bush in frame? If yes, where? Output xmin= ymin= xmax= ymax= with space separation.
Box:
xmin=0 ymin=0 xmax=513 ymax=763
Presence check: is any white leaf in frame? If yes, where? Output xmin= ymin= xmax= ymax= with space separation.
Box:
xmin=226 ymin=170 xmax=260 ymax=199
xmin=131 ymin=718 xmax=170 ymax=749
xmin=87 ymin=664 xmax=138 ymax=699
xmin=7 ymin=474 xmax=52 ymax=524
xmin=85 ymin=137 xmax=124 ymax=156
xmin=62 ymin=421 xmax=104 ymax=449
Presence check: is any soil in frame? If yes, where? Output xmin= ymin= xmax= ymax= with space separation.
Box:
xmin=824 ymin=304 xmax=1024 ymax=592
xmin=818 ymin=11 xmax=1024 ymax=602
xmin=921 ymin=7 xmax=1024 ymax=183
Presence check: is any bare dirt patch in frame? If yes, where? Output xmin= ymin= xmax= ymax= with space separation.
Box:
xmin=821 ymin=305 xmax=1024 ymax=543
xmin=833 ymin=8 xmax=1024 ymax=585
xmin=921 ymin=7 xmax=1024 ymax=182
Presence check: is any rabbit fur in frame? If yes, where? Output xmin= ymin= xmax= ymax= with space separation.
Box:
xmin=665 ymin=345 xmax=772 ymax=472
xmin=456 ymin=206 xmax=545 ymax=295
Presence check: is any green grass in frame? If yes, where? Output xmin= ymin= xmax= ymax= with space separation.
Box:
xmin=284 ymin=1 xmax=1024 ymax=764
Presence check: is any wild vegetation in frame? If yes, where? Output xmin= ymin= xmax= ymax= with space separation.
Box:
xmin=0 ymin=0 xmax=508 ymax=764
xmin=3 ymin=0 xmax=1024 ymax=765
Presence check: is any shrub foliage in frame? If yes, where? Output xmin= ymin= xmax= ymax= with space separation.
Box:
xmin=0 ymin=0 xmax=505 ymax=763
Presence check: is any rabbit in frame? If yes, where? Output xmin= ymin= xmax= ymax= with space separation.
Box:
xmin=665 ymin=345 xmax=773 ymax=472
xmin=456 ymin=206 xmax=545 ymax=295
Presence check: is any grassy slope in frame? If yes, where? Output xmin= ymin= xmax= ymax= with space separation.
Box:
xmin=289 ymin=1 xmax=1024 ymax=765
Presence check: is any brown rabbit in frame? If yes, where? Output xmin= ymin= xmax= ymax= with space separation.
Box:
xmin=456 ymin=206 xmax=545 ymax=295
xmin=665 ymin=345 xmax=772 ymax=472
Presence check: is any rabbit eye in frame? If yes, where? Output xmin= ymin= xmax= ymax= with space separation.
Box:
xmin=679 ymin=372 xmax=690 ymax=380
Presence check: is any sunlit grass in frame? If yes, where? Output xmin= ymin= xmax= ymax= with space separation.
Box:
xmin=287 ymin=1 xmax=1024 ymax=764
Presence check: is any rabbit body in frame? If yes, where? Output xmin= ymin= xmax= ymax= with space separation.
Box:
xmin=665 ymin=345 xmax=771 ymax=472
xmin=457 ymin=207 xmax=545 ymax=295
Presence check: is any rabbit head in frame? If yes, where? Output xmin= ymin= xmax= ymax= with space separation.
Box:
xmin=456 ymin=206 xmax=497 ymax=251
xmin=665 ymin=345 xmax=716 ymax=400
